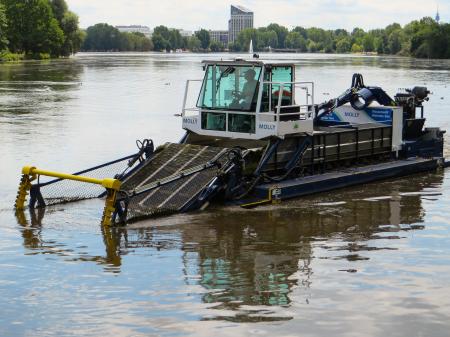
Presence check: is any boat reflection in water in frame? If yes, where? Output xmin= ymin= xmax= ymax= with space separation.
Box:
xmin=15 ymin=171 xmax=443 ymax=314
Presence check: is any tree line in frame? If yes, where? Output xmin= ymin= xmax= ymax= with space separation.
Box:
xmin=81 ymin=24 xmax=153 ymax=52
xmin=231 ymin=18 xmax=450 ymax=58
xmin=145 ymin=18 xmax=450 ymax=59
xmin=1 ymin=6 xmax=449 ymax=59
xmin=80 ymin=24 xmax=213 ymax=52
xmin=150 ymin=26 xmax=212 ymax=52
xmin=0 ymin=0 xmax=83 ymax=59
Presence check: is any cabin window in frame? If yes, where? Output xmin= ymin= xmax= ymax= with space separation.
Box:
xmin=197 ymin=65 xmax=262 ymax=112
xmin=261 ymin=66 xmax=294 ymax=112
xmin=228 ymin=114 xmax=255 ymax=133
xmin=272 ymin=66 xmax=293 ymax=110
xmin=198 ymin=64 xmax=261 ymax=133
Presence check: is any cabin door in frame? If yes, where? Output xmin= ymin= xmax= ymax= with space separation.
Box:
xmin=261 ymin=66 xmax=294 ymax=114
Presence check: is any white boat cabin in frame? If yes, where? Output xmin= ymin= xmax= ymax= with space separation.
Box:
xmin=182 ymin=59 xmax=314 ymax=140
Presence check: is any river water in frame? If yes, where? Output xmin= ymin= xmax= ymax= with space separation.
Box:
xmin=1 ymin=53 xmax=450 ymax=337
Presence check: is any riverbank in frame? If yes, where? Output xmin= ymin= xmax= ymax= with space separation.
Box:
xmin=74 ymin=50 xmax=450 ymax=62
xmin=0 ymin=52 xmax=53 ymax=62
xmin=0 ymin=52 xmax=24 ymax=62
xmin=3 ymin=50 xmax=449 ymax=64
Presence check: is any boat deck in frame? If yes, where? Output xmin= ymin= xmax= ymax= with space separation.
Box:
xmin=250 ymin=157 xmax=441 ymax=202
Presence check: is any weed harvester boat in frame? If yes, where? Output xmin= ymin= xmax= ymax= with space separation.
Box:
xmin=15 ymin=58 xmax=446 ymax=226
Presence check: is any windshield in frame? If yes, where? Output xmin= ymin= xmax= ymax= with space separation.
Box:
xmin=197 ymin=65 xmax=262 ymax=111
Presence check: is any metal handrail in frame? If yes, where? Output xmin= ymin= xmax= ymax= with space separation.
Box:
xmin=182 ymin=79 xmax=315 ymax=116
xmin=277 ymin=112 xmax=312 ymax=117
xmin=184 ymin=107 xmax=257 ymax=116
xmin=183 ymin=107 xmax=312 ymax=121
xmin=263 ymin=80 xmax=315 ymax=113
xmin=182 ymin=78 xmax=315 ymax=135
xmin=182 ymin=79 xmax=203 ymax=117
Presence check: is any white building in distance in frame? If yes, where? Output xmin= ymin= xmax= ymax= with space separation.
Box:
xmin=178 ymin=29 xmax=193 ymax=37
xmin=228 ymin=5 xmax=254 ymax=44
xmin=116 ymin=25 xmax=152 ymax=38
xmin=209 ymin=30 xmax=229 ymax=46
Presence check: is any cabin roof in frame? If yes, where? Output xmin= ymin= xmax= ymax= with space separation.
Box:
xmin=201 ymin=59 xmax=295 ymax=67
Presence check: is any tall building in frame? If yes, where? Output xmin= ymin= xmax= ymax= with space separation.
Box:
xmin=435 ymin=6 xmax=440 ymax=23
xmin=116 ymin=25 xmax=152 ymax=38
xmin=209 ymin=30 xmax=229 ymax=46
xmin=228 ymin=5 xmax=254 ymax=44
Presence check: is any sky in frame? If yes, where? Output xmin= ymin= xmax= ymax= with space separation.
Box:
xmin=66 ymin=0 xmax=449 ymax=31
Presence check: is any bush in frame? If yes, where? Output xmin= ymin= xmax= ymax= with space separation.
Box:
xmin=0 ymin=52 xmax=25 ymax=62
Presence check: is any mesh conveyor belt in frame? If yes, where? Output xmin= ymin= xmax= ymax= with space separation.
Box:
xmin=30 ymin=154 xmax=141 ymax=207
xmin=120 ymin=143 xmax=229 ymax=222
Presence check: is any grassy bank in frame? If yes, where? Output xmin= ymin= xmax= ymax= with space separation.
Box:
xmin=0 ymin=52 xmax=53 ymax=62
xmin=0 ymin=52 xmax=24 ymax=62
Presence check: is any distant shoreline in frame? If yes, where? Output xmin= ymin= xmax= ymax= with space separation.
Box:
xmin=74 ymin=51 xmax=449 ymax=61
xmin=2 ymin=51 xmax=449 ymax=63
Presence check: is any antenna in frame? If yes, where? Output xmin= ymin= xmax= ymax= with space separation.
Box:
xmin=436 ymin=2 xmax=440 ymax=23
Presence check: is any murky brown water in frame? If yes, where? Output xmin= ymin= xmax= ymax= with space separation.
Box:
xmin=1 ymin=53 xmax=450 ymax=337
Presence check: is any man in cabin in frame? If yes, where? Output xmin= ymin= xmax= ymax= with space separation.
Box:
xmin=241 ymin=68 xmax=258 ymax=108
xmin=233 ymin=68 xmax=258 ymax=133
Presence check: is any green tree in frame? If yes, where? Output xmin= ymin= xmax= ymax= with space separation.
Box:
xmin=73 ymin=29 xmax=85 ymax=52
xmin=209 ymin=40 xmax=223 ymax=52
xmin=387 ymin=29 xmax=404 ymax=54
xmin=250 ymin=27 xmax=276 ymax=50
xmin=153 ymin=25 xmax=171 ymax=40
xmin=83 ymin=25 xmax=152 ymax=52
xmin=293 ymin=26 xmax=308 ymax=39
xmin=374 ymin=37 xmax=384 ymax=54
xmin=195 ymin=29 xmax=210 ymax=50
xmin=0 ymin=3 xmax=8 ymax=51
xmin=307 ymin=40 xmax=320 ymax=52
xmin=336 ymin=38 xmax=351 ymax=53
xmin=262 ymin=30 xmax=278 ymax=49
xmin=308 ymin=27 xmax=327 ymax=43
xmin=59 ymin=11 xmax=81 ymax=55
xmin=285 ymin=31 xmax=307 ymax=51
xmin=228 ymin=41 xmax=240 ymax=52
xmin=169 ymin=29 xmax=183 ymax=50
xmin=351 ymin=28 xmax=366 ymax=40
xmin=306 ymin=27 xmax=334 ymax=52
xmin=140 ymin=34 xmax=153 ymax=51
xmin=334 ymin=29 xmax=349 ymax=39
xmin=351 ymin=43 xmax=363 ymax=53
xmin=152 ymin=33 xmax=169 ymax=51
xmin=362 ymin=34 xmax=375 ymax=52
xmin=385 ymin=23 xmax=402 ymax=36
xmin=322 ymin=33 xmax=335 ymax=53
xmin=408 ymin=17 xmax=450 ymax=58
xmin=236 ymin=28 xmax=258 ymax=51
xmin=3 ymin=0 xmax=64 ymax=56
xmin=82 ymin=23 xmax=120 ymax=51
xmin=267 ymin=23 xmax=288 ymax=48
xmin=152 ymin=25 xmax=171 ymax=51
xmin=50 ymin=0 xmax=67 ymax=22
xmin=181 ymin=36 xmax=189 ymax=49
xmin=187 ymin=36 xmax=201 ymax=51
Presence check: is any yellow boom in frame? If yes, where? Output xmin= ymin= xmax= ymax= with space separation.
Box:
xmin=15 ymin=166 xmax=122 ymax=226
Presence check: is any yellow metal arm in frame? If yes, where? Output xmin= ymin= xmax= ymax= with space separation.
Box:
xmin=16 ymin=166 xmax=122 ymax=226
xmin=21 ymin=166 xmax=122 ymax=190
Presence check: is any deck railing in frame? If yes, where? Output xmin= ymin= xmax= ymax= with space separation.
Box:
xmin=181 ymin=80 xmax=315 ymax=137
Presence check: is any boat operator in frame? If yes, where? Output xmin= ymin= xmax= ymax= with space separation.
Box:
xmin=241 ymin=68 xmax=258 ymax=106
xmin=227 ymin=68 xmax=258 ymax=132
